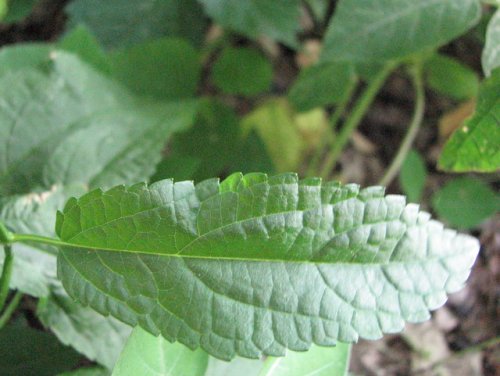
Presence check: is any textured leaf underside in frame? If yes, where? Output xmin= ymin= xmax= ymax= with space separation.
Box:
xmin=56 ymin=173 xmax=479 ymax=360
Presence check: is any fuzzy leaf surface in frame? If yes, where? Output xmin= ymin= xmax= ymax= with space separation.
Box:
xmin=321 ymin=0 xmax=481 ymax=63
xmin=57 ymin=173 xmax=479 ymax=360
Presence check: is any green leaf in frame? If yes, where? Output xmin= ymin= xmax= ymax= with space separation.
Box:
xmin=439 ymin=69 xmax=500 ymax=172
xmin=170 ymin=99 xmax=240 ymax=180
xmin=424 ymin=54 xmax=479 ymax=100
xmin=2 ymin=0 xmax=37 ymax=23
xmin=0 ymin=43 xmax=51 ymax=77
xmin=151 ymin=156 xmax=201 ymax=184
xmin=288 ymin=62 xmax=355 ymax=112
xmin=399 ymin=150 xmax=427 ymax=203
xmin=432 ymin=177 xmax=499 ymax=229
xmin=0 ymin=186 xmax=84 ymax=297
xmin=0 ymin=0 xmax=6 ymax=20
xmin=58 ymin=367 xmax=109 ymax=376
xmin=199 ymin=0 xmax=300 ymax=47
xmin=65 ymin=0 xmax=207 ymax=49
xmin=0 ymin=186 xmax=131 ymax=368
xmin=205 ymin=357 xmax=263 ymax=376
xmin=212 ymin=47 xmax=273 ymax=97
xmin=57 ymin=173 xmax=479 ymax=360
xmin=0 ymin=319 xmax=81 ymax=376
xmin=482 ymin=9 xmax=500 ymax=77
xmin=259 ymin=344 xmax=350 ymax=376
xmin=109 ymin=38 xmax=200 ymax=100
xmin=37 ymin=284 xmax=131 ymax=370
xmin=321 ymin=0 xmax=481 ymax=63
xmin=58 ymin=25 xmax=111 ymax=75
xmin=241 ymin=99 xmax=304 ymax=172
xmin=229 ymin=131 xmax=276 ymax=175
xmin=0 ymin=49 xmax=197 ymax=195
xmin=111 ymin=327 xmax=208 ymax=376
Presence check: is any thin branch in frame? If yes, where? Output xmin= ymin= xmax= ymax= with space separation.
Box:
xmin=307 ymin=78 xmax=358 ymax=176
xmin=379 ymin=63 xmax=425 ymax=187
xmin=319 ymin=62 xmax=397 ymax=179
xmin=0 ymin=245 xmax=14 ymax=311
xmin=0 ymin=291 xmax=22 ymax=330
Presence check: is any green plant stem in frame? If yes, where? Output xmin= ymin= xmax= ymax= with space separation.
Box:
xmin=0 ymin=221 xmax=14 ymax=245
xmin=0 ymin=245 xmax=13 ymax=311
xmin=379 ymin=64 xmax=425 ymax=187
xmin=319 ymin=62 xmax=396 ymax=179
xmin=307 ymin=78 xmax=358 ymax=176
xmin=0 ymin=291 xmax=22 ymax=330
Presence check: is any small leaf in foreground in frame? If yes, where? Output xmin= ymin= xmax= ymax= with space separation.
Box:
xmin=56 ymin=173 xmax=479 ymax=360
xmin=111 ymin=327 xmax=208 ymax=376
xmin=431 ymin=177 xmax=499 ymax=229
xmin=259 ymin=344 xmax=350 ymax=376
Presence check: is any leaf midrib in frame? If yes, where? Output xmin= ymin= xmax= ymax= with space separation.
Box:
xmin=62 ymin=192 xmax=406 ymax=264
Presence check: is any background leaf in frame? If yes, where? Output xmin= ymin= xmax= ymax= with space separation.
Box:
xmin=2 ymin=0 xmax=37 ymax=23
xmin=321 ymin=0 xmax=481 ymax=63
xmin=57 ymin=173 xmax=479 ymax=360
xmin=0 ymin=319 xmax=81 ymax=376
xmin=109 ymin=38 xmax=200 ymax=100
xmin=399 ymin=150 xmax=427 ymax=203
xmin=439 ymin=69 xmax=500 ymax=172
xmin=111 ymin=327 xmax=208 ymax=376
xmin=0 ymin=186 xmax=131 ymax=369
xmin=169 ymin=99 xmax=239 ymax=180
xmin=482 ymin=9 xmax=500 ymax=77
xmin=424 ymin=54 xmax=479 ymax=100
xmin=431 ymin=177 xmax=500 ymax=229
xmin=212 ymin=47 xmax=273 ymax=97
xmin=0 ymin=49 xmax=197 ymax=195
xmin=58 ymin=25 xmax=111 ymax=75
xmin=199 ymin=0 xmax=300 ymax=47
xmin=288 ymin=62 xmax=355 ymax=112
xmin=37 ymin=285 xmax=131 ymax=370
xmin=65 ymin=0 xmax=207 ymax=49
xmin=241 ymin=99 xmax=304 ymax=172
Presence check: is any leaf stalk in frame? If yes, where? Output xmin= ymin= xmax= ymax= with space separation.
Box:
xmin=320 ymin=62 xmax=397 ymax=179
xmin=379 ymin=62 xmax=425 ymax=186
xmin=0 ymin=245 xmax=14 ymax=311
